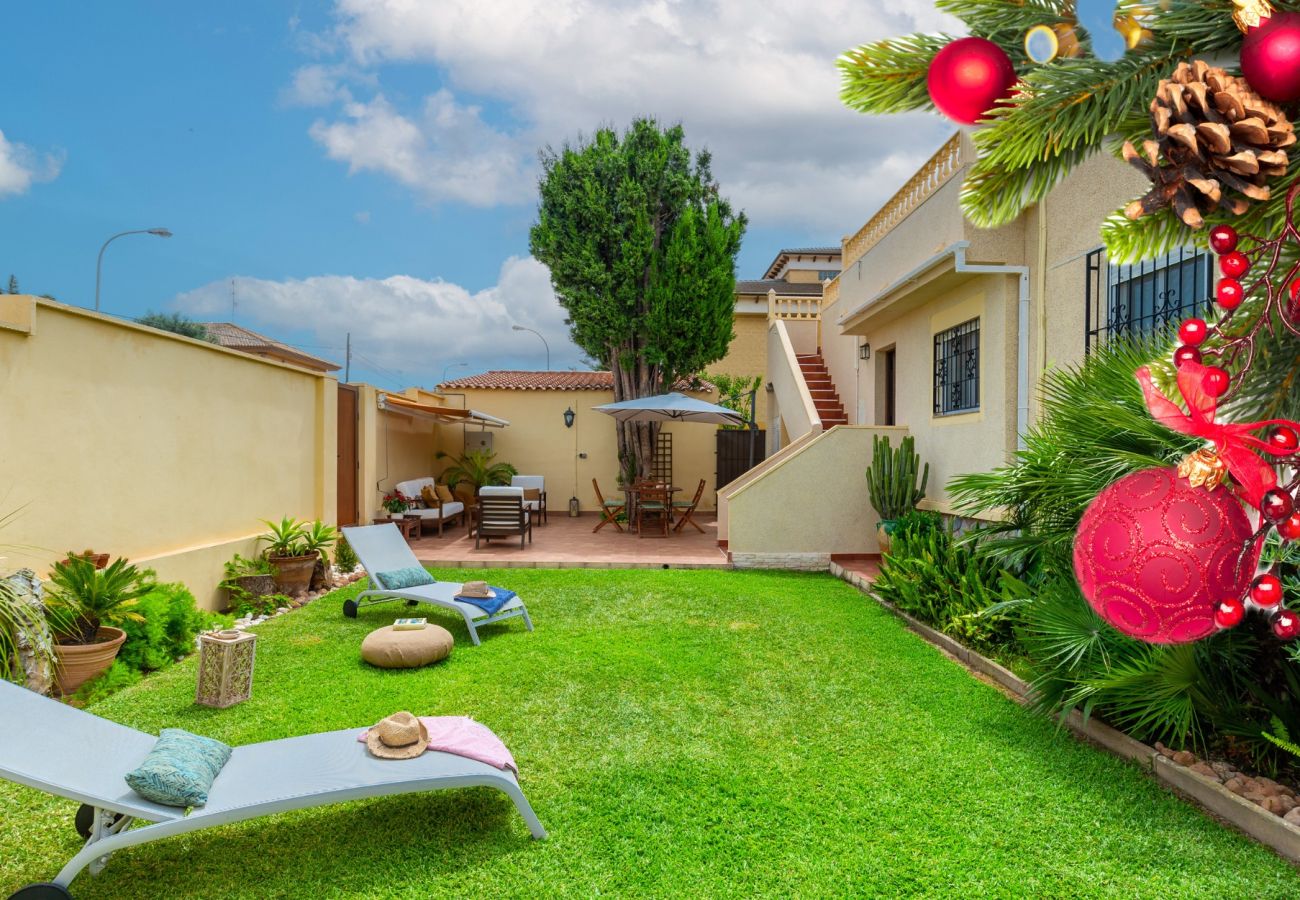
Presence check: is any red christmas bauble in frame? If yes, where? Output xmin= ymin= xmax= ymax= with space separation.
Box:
xmin=1173 ymin=345 xmax=1202 ymax=367
xmin=1203 ymin=366 xmax=1231 ymax=398
xmin=926 ymin=38 xmax=1018 ymax=125
xmin=1208 ymin=224 xmax=1239 ymax=255
xmin=1269 ymin=425 xmax=1299 ymax=454
xmin=1251 ymin=573 xmax=1284 ymax=607
xmin=1272 ymin=609 xmax=1300 ymax=640
xmin=1216 ymin=278 xmax=1243 ymax=310
xmin=1277 ymin=513 xmax=1300 ymax=541
xmin=1178 ymin=318 xmax=1208 ymax=345
xmin=1220 ymin=251 xmax=1250 ymax=278
xmin=1215 ymin=596 xmax=1246 ymax=629
xmin=1261 ymin=488 xmax=1295 ymax=523
xmin=1073 ymin=467 xmax=1261 ymax=644
xmin=1241 ymin=12 xmax=1300 ymax=103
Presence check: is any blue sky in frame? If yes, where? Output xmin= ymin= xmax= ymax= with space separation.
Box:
xmin=1 ymin=1 xmax=953 ymax=389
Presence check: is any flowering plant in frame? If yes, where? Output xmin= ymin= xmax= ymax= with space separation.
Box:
xmin=381 ymin=491 xmax=411 ymax=514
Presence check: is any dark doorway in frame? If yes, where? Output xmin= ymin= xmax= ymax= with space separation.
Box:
xmin=716 ymin=429 xmax=767 ymax=490
xmin=337 ymin=384 xmax=359 ymax=526
xmin=883 ymin=348 xmax=897 ymax=426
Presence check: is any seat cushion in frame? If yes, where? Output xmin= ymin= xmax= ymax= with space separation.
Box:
xmin=361 ymin=624 xmax=454 ymax=669
xmin=397 ymin=502 xmax=464 ymax=520
xmin=394 ymin=477 xmax=436 ymax=500
xmin=125 ymin=729 xmax=233 ymax=808
xmin=375 ymin=566 xmax=435 ymax=590
xmin=435 ymin=484 xmax=455 ymax=503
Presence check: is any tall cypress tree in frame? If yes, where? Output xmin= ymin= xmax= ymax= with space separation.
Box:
xmin=530 ymin=119 xmax=746 ymax=475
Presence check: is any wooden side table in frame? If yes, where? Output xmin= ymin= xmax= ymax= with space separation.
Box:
xmin=373 ymin=516 xmax=420 ymax=541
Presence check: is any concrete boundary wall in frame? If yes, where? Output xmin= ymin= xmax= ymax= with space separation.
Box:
xmin=0 ymin=296 xmax=336 ymax=609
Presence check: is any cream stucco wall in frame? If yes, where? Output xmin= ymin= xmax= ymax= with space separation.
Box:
xmin=726 ymin=425 xmax=908 ymax=557
xmin=0 ymin=297 xmax=337 ymax=609
xmin=353 ymin=384 xmax=445 ymax=519
xmin=433 ymin=387 xmax=722 ymax=512
xmin=712 ymin=312 xmax=770 ymax=428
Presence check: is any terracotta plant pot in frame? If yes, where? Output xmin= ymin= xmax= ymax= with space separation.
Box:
xmin=54 ymin=626 xmax=126 ymax=695
xmin=64 ymin=553 xmax=109 ymax=570
xmin=268 ymin=554 xmax=318 ymax=597
xmin=310 ymin=557 xmax=333 ymax=592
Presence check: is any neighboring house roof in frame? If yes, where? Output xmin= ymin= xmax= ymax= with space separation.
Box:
xmin=734 ymin=279 xmax=825 ymax=297
xmin=200 ymin=322 xmax=340 ymax=373
xmin=439 ymin=370 xmax=713 ymax=393
xmin=763 ymin=246 xmax=842 ymax=280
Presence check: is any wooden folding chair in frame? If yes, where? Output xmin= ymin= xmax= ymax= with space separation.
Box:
xmin=592 ymin=479 xmax=625 ymax=533
xmin=673 ymin=479 xmax=707 ymax=533
xmin=635 ymin=484 xmax=672 ymax=538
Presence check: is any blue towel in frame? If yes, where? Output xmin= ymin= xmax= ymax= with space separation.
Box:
xmin=455 ymin=586 xmax=515 ymax=615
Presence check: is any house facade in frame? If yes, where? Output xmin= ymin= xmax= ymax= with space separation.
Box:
xmin=723 ymin=132 xmax=1182 ymax=564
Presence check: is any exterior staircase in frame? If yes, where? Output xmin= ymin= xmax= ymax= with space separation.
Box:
xmin=796 ymin=352 xmax=847 ymax=427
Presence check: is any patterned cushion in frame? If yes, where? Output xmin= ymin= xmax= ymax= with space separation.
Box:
xmin=523 ymin=488 xmax=541 ymax=501
xmin=376 ymin=566 xmax=435 ymax=590
xmin=435 ymin=484 xmax=454 ymax=503
xmin=421 ymin=485 xmax=440 ymax=507
xmin=125 ymin=729 xmax=232 ymax=808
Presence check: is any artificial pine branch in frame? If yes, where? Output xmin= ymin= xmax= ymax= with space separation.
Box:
xmin=838 ymin=33 xmax=952 ymax=115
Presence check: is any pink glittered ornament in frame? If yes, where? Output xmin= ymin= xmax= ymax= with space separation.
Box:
xmin=1073 ymin=467 xmax=1261 ymax=644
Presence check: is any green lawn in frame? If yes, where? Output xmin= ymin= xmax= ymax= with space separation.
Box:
xmin=3 ymin=569 xmax=1299 ymax=898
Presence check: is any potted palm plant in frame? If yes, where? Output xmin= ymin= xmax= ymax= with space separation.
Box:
xmin=259 ymin=517 xmax=317 ymax=597
xmin=865 ymin=434 xmax=929 ymax=554
xmin=437 ymin=449 xmax=517 ymax=500
xmin=45 ymin=555 xmax=151 ymax=694
xmin=302 ymin=520 xmax=338 ymax=592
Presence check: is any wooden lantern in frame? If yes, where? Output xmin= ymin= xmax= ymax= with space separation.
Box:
xmin=195 ymin=630 xmax=257 ymax=708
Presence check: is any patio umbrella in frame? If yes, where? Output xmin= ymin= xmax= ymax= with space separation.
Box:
xmin=592 ymin=392 xmax=747 ymax=427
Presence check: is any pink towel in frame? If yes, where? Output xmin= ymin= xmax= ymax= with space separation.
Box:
xmin=358 ymin=716 xmax=518 ymax=772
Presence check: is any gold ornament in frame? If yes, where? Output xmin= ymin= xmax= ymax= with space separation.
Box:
xmin=1023 ymin=21 xmax=1083 ymax=65
xmin=1177 ymin=447 xmax=1230 ymax=491
xmin=1232 ymin=0 xmax=1273 ymax=33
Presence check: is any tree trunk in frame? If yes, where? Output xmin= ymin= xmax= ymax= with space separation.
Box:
xmin=610 ymin=340 xmax=663 ymax=479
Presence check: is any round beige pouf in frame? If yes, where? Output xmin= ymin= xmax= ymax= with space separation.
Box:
xmin=361 ymin=624 xmax=454 ymax=669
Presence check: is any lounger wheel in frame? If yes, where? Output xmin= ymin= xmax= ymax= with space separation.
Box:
xmin=343 ymin=599 xmax=359 ymax=618
xmin=74 ymin=803 xmax=123 ymax=840
xmin=8 ymin=883 xmax=72 ymax=899
xmin=406 ymin=598 xmax=419 ymax=606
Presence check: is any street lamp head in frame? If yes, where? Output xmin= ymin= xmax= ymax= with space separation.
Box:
xmin=148 ymin=228 xmax=173 ymax=238
xmin=511 ymin=324 xmax=526 ymax=332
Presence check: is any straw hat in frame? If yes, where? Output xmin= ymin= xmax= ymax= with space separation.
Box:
xmin=459 ymin=580 xmax=493 ymax=599
xmin=365 ymin=712 xmax=429 ymax=759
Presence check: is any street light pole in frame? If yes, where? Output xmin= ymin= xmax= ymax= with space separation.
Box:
xmin=441 ymin=361 xmax=469 ymax=383
xmin=95 ymin=228 xmax=173 ymax=311
xmin=511 ymin=324 xmax=550 ymax=370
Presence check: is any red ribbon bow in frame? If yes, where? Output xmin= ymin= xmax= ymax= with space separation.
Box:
xmin=1136 ymin=362 xmax=1290 ymax=508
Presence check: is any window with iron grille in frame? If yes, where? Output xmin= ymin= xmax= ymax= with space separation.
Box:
xmin=933 ymin=318 xmax=980 ymax=416
xmin=1084 ymin=247 xmax=1213 ymax=352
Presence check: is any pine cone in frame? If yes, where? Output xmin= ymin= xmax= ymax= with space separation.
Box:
xmin=1123 ymin=59 xmax=1294 ymax=229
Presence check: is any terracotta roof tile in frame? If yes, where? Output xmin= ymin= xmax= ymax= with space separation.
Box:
xmin=200 ymin=322 xmax=340 ymax=372
xmin=439 ymin=370 xmax=712 ymax=392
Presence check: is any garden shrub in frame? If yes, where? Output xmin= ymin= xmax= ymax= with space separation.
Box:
xmin=72 ymin=661 xmax=142 ymax=706
xmin=117 ymin=581 xmax=206 ymax=673
xmin=871 ymin=510 xmax=1011 ymax=649
xmin=335 ymin=536 xmax=358 ymax=572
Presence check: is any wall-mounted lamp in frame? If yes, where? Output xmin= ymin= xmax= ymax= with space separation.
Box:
xmin=858 ymin=343 xmax=871 ymax=360
xmin=563 ymin=407 xmax=576 ymax=428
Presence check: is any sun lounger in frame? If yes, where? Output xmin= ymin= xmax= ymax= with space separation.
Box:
xmin=0 ymin=679 xmax=545 ymax=898
xmin=341 ymin=524 xmax=534 ymax=645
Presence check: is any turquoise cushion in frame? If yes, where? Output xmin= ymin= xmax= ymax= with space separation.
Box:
xmin=376 ymin=566 xmax=435 ymax=590
xmin=125 ymin=729 xmax=232 ymax=808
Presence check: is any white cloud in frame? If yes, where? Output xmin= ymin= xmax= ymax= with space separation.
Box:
xmin=354 ymin=210 xmax=371 ymax=224
xmin=292 ymin=0 xmax=959 ymax=230
xmin=0 ymin=129 xmax=63 ymax=198
xmin=307 ymin=91 xmax=534 ymax=207
xmin=173 ymin=256 xmax=580 ymax=381
xmin=281 ymin=63 xmax=353 ymax=107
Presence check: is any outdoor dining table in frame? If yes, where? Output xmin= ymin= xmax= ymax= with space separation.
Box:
xmin=623 ymin=485 xmax=682 ymax=534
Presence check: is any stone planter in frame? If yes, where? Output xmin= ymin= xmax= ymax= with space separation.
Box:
xmin=233 ymin=573 xmax=276 ymax=599
xmin=54 ymin=626 xmax=126 ymax=695
xmin=268 ymin=554 xmax=317 ymax=597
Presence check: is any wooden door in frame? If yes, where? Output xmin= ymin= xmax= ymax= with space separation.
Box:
xmin=884 ymin=349 xmax=897 ymax=427
xmin=337 ymin=384 xmax=359 ymax=526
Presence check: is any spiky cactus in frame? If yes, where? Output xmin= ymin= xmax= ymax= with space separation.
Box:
xmin=866 ymin=434 xmax=929 ymax=521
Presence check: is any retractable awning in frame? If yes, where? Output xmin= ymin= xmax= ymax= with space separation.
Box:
xmin=377 ymin=393 xmax=509 ymax=428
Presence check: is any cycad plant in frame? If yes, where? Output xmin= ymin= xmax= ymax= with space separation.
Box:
xmin=46 ymin=556 xmax=151 ymax=645
xmin=436 ymin=449 xmax=517 ymax=495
